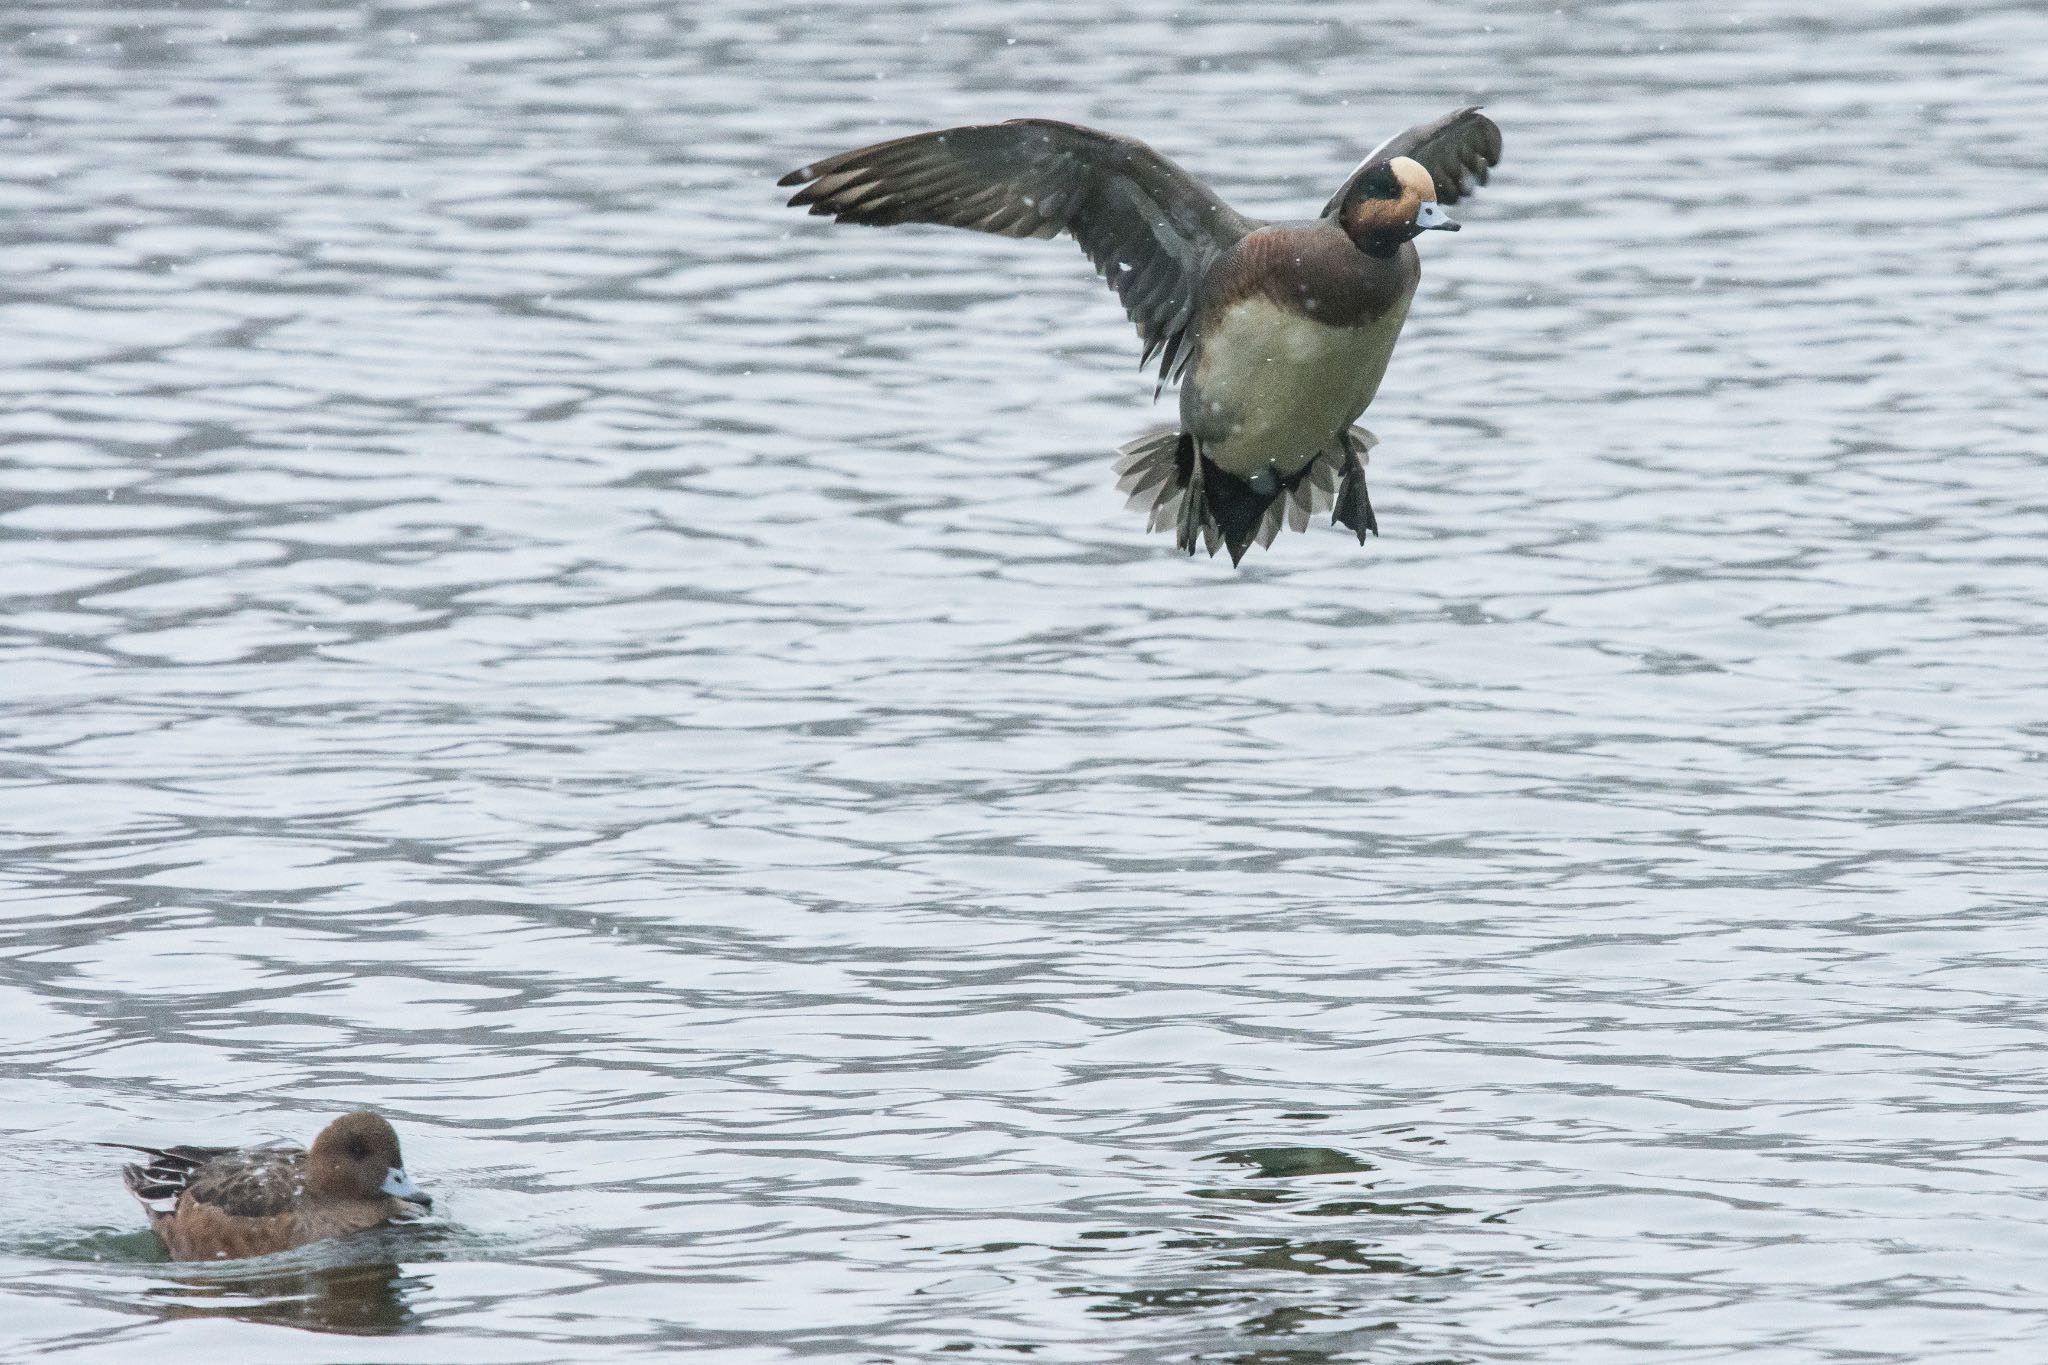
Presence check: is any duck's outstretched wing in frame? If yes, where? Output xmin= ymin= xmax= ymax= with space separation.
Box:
xmin=1322 ymin=107 xmax=1504 ymax=216
xmin=780 ymin=119 xmax=1255 ymax=384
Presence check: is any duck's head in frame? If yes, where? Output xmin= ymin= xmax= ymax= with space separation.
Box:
xmin=307 ymin=1111 xmax=433 ymax=1211
xmin=1338 ymin=156 xmax=1458 ymax=255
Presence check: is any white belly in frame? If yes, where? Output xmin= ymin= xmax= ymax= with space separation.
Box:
xmin=1183 ymin=296 xmax=1410 ymax=478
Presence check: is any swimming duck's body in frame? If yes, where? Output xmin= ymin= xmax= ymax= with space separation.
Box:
xmin=780 ymin=108 xmax=1502 ymax=563
xmin=108 ymin=1111 xmax=432 ymax=1261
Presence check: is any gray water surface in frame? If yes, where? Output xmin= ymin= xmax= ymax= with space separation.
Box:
xmin=3 ymin=1 xmax=2047 ymax=1361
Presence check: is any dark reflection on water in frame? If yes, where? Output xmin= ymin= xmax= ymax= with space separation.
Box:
xmin=1207 ymin=1147 xmax=1379 ymax=1178
xmin=1195 ymin=1145 xmax=1474 ymax=1220
xmin=1048 ymin=1147 xmax=1464 ymax=1350
xmin=1199 ymin=1238 xmax=1453 ymax=1280
xmin=1064 ymin=1282 xmax=1264 ymax=1321
xmin=143 ymin=1260 xmax=424 ymax=1336
xmin=1293 ymin=1198 xmax=1473 ymax=1220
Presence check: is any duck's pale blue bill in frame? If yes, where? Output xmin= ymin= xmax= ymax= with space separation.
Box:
xmin=382 ymin=1167 xmax=433 ymax=1208
xmin=1415 ymin=200 xmax=1460 ymax=232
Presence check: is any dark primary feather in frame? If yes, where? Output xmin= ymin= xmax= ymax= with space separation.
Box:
xmin=779 ymin=119 xmax=1254 ymax=383
xmin=103 ymin=1142 xmax=237 ymax=1211
xmin=1322 ymin=107 xmax=1504 ymax=216
xmin=105 ymin=1141 xmax=299 ymax=1216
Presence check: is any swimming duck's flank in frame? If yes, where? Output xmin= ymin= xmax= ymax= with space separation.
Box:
xmin=107 ymin=1111 xmax=432 ymax=1261
xmin=779 ymin=108 xmax=1502 ymax=564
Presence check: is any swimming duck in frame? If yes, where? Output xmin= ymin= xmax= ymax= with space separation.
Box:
xmin=780 ymin=108 xmax=1502 ymax=564
xmin=109 ymin=1111 xmax=432 ymax=1261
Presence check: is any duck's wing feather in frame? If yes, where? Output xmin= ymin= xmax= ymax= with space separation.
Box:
xmin=1321 ymin=107 xmax=1503 ymax=215
xmin=103 ymin=1142 xmax=236 ymax=1213
xmin=106 ymin=1141 xmax=302 ymax=1217
xmin=780 ymin=119 xmax=1256 ymax=383
xmin=179 ymin=1147 xmax=305 ymax=1218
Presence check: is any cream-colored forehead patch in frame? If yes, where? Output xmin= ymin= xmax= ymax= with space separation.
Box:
xmin=1388 ymin=155 xmax=1438 ymax=200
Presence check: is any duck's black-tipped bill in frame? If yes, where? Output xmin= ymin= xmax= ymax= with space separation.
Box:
xmin=1414 ymin=200 xmax=1459 ymax=232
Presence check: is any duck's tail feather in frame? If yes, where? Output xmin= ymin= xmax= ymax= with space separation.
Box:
xmin=99 ymin=1142 xmax=232 ymax=1213
xmin=1113 ymin=425 xmax=1192 ymax=530
xmin=1113 ymin=425 xmax=1377 ymax=565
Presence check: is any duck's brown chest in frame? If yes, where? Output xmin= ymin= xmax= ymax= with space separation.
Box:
xmin=1180 ymin=230 xmax=1419 ymax=476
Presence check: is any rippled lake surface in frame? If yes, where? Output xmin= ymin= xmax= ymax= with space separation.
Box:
xmin=4 ymin=1 xmax=2046 ymax=1360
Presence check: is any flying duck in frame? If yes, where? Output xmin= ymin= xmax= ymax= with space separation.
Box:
xmin=779 ymin=108 xmax=1502 ymax=564
xmin=107 ymin=1111 xmax=433 ymax=1261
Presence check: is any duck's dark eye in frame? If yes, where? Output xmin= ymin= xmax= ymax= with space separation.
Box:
xmin=345 ymin=1139 xmax=370 ymax=1160
xmin=1355 ymin=163 xmax=1401 ymax=201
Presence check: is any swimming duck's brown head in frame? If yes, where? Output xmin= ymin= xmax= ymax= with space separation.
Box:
xmin=1339 ymin=156 xmax=1458 ymax=254
xmin=307 ymin=1111 xmax=432 ymax=1210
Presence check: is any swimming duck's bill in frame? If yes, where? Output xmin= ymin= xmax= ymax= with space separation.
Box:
xmin=380 ymin=1166 xmax=433 ymax=1210
xmin=1414 ymin=200 xmax=1459 ymax=232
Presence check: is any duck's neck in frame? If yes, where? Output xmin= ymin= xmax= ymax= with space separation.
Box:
xmin=1348 ymin=228 xmax=1415 ymax=260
